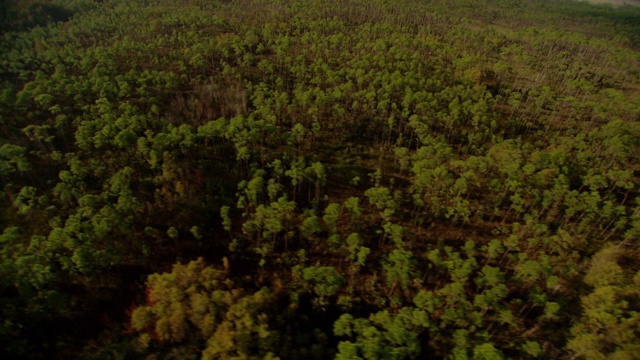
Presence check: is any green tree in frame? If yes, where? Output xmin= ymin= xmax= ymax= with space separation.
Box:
xmin=567 ymin=245 xmax=640 ymax=359
xmin=131 ymin=258 xmax=279 ymax=359
xmin=302 ymin=265 xmax=345 ymax=306
xmin=334 ymin=309 xmax=421 ymax=360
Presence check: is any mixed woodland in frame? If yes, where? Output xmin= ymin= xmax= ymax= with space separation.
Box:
xmin=1 ymin=0 xmax=640 ymax=358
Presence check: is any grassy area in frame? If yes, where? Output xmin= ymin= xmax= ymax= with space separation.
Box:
xmin=584 ymin=0 xmax=640 ymax=6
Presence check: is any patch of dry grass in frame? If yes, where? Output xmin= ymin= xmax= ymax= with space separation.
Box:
xmin=583 ymin=0 xmax=640 ymax=7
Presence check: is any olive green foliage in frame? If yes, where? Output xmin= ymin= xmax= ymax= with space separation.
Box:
xmin=1 ymin=0 xmax=639 ymax=358
xmin=567 ymin=246 xmax=640 ymax=359
xmin=131 ymin=258 xmax=279 ymax=359
xmin=334 ymin=311 xmax=421 ymax=359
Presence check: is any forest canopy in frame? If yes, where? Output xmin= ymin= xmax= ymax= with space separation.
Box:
xmin=1 ymin=0 xmax=639 ymax=358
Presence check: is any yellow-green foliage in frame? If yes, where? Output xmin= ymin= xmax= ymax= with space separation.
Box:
xmin=568 ymin=246 xmax=640 ymax=359
xmin=131 ymin=258 xmax=278 ymax=359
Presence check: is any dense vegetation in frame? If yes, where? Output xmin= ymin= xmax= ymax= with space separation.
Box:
xmin=1 ymin=0 xmax=639 ymax=358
